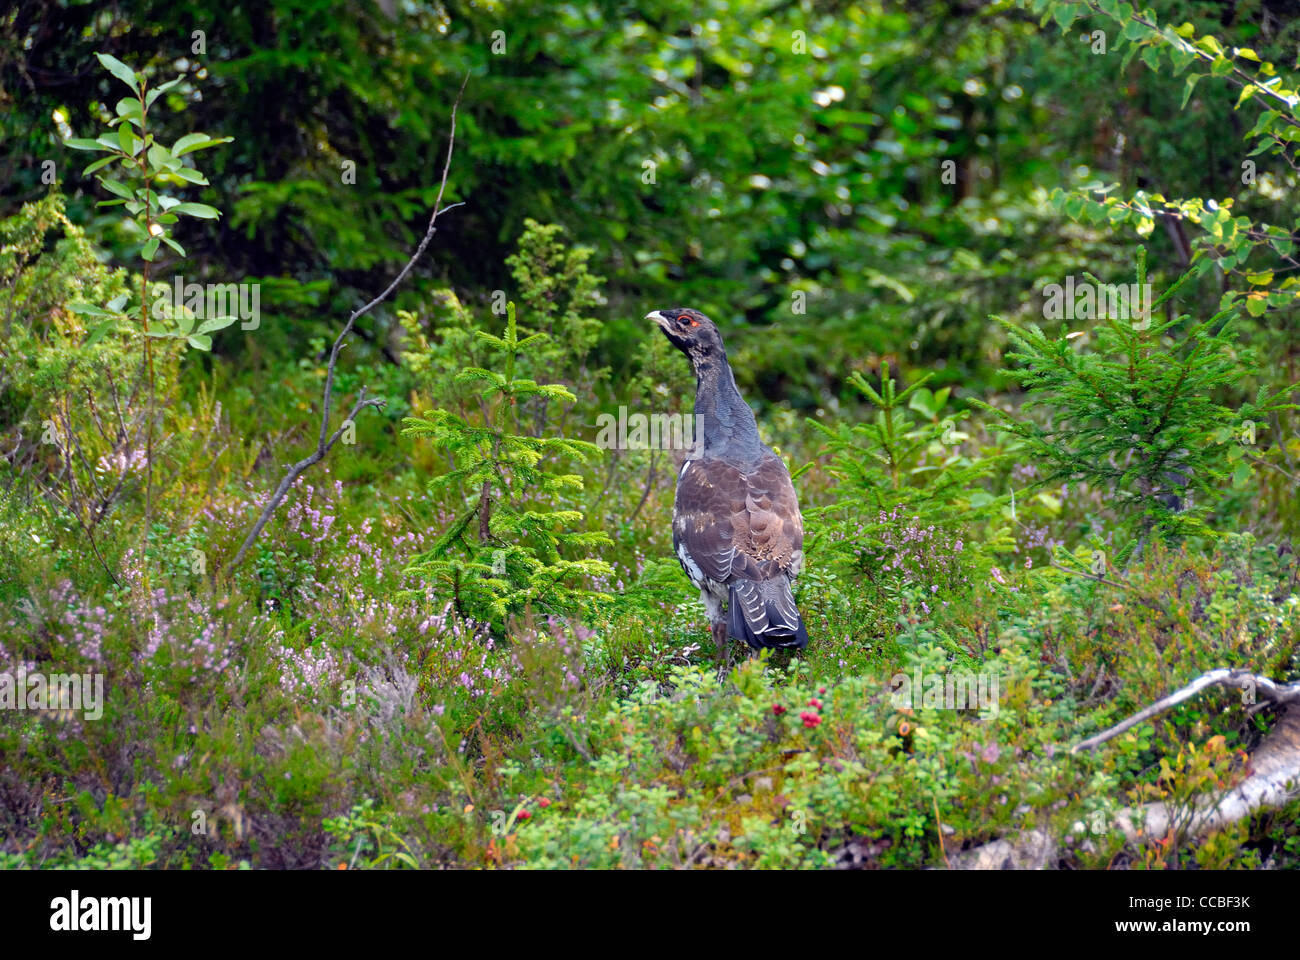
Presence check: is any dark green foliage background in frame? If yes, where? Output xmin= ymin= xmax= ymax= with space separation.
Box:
xmin=8 ymin=0 xmax=1295 ymax=402
xmin=1 ymin=0 xmax=1299 ymax=871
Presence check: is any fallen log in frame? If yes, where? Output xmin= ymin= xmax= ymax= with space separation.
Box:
xmin=952 ymin=670 xmax=1300 ymax=869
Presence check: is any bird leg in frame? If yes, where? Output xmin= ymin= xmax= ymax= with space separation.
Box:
xmin=711 ymin=621 xmax=731 ymax=671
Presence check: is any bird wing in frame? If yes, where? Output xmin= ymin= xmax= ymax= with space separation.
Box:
xmin=672 ymin=458 xmax=740 ymax=586
xmin=673 ymin=452 xmax=804 ymax=587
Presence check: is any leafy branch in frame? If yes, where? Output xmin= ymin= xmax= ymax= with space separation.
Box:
xmin=63 ymin=52 xmax=232 ymax=538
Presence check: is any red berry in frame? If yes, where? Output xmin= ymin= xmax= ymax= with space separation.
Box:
xmin=772 ymin=704 xmax=786 ymax=715
xmin=517 ymin=810 xmax=531 ymax=821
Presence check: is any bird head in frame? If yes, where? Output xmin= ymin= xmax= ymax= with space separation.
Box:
xmin=646 ymin=308 xmax=725 ymax=369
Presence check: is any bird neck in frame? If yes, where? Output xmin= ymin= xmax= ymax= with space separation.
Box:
xmin=692 ymin=352 xmax=763 ymax=462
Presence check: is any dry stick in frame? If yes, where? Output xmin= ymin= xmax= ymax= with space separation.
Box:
xmin=102 ymin=359 xmax=128 ymax=444
xmin=1072 ymin=668 xmax=1300 ymax=754
xmin=226 ymin=74 xmax=469 ymax=573
xmin=1 ymin=430 xmax=21 ymax=462
xmin=629 ymin=447 xmax=658 ymax=524
xmin=1047 ymin=558 xmax=1170 ymax=615
xmin=53 ymin=408 xmax=120 ymax=587
xmin=1245 ymin=451 xmax=1300 ymax=485
xmin=933 ymin=794 xmax=951 ymax=870
xmin=955 ymin=671 xmax=1300 ymax=868
xmin=1048 ymin=558 xmax=1132 ymax=593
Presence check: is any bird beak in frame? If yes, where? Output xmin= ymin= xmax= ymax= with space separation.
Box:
xmin=646 ymin=310 xmax=669 ymax=329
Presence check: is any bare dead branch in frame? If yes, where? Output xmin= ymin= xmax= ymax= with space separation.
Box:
xmin=1072 ymin=668 xmax=1300 ymax=754
xmin=1048 ymin=558 xmax=1130 ymax=592
xmin=1245 ymin=451 xmax=1300 ymax=485
xmin=955 ymin=679 xmax=1300 ymax=869
xmin=226 ymin=73 xmax=469 ymax=574
xmin=52 ymin=408 xmax=121 ymax=587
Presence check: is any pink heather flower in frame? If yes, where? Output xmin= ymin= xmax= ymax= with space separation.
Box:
xmin=800 ymin=711 xmax=822 ymax=729
xmin=808 ymin=698 xmax=823 ymax=710
xmin=95 ymin=446 xmax=148 ymax=478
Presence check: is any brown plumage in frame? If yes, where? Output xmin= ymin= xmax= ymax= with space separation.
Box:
xmin=673 ymin=454 xmax=803 ymax=582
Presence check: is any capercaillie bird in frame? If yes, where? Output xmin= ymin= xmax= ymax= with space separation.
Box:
xmin=647 ymin=307 xmax=808 ymax=666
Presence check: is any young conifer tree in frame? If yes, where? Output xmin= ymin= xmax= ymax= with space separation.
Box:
xmin=975 ymin=250 xmax=1296 ymax=563
xmin=402 ymin=301 xmax=612 ymax=629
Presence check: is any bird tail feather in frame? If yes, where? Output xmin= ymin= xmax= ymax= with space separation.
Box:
xmin=728 ymin=576 xmax=808 ymax=650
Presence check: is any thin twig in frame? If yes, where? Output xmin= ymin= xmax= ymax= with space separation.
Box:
xmin=226 ymin=73 xmax=469 ymax=573
xmin=1048 ymin=559 xmax=1132 ymax=593
xmin=1072 ymin=668 xmax=1300 ymax=754
xmin=629 ymin=448 xmax=658 ymax=524
xmin=1245 ymin=452 xmax=1300 ymax=485
xmin=934 ymin=794 xmax=951 ymax=870
xmin=53 ymin=408 xmax=120 ymax=587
